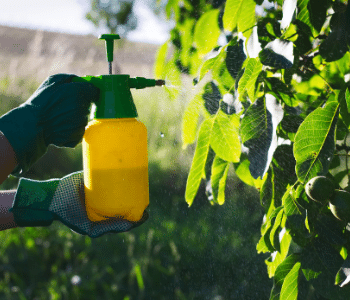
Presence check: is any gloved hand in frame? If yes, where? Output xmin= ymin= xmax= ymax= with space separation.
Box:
xmin=0 ymin=74 xmax=99 ymax=176
xmin=9 ymin=171 xmax=148 ymax=238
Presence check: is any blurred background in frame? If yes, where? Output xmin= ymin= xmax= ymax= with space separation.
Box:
xmin=0 ymin=1 xmax=271 ymax=299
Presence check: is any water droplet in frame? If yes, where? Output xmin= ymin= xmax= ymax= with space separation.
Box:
xmin=111 ymin=284 xmax=118 ymax=292
xmin=160 ymin=132 xmax=165 ymax=138
xmin=71 ymin=275 xmax=81 ymax=286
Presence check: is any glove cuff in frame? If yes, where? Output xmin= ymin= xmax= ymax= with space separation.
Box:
xmin=0 ymin=105 xmax=47 ymax=176
xmin=10 ymin=177 xmax=60 ymax=227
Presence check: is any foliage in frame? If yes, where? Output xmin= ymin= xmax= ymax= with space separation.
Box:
xmin=156 ymin=0 xmax=350 ymax=298
xmin=85 ymin=0 xmax=137 ymax=35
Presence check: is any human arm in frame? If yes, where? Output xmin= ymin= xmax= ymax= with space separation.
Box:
xmin=0 ymin=74 xmax=99 ymax=232
xmin=0 ymin=131 xmax=18 ymax=184
xmin=0 ymin=74 xmax=99 ymax=176
xmin=0 ymin=131 xmax=18 ymax=230
xmin=0 ymin=190 xmax=17 ymax=231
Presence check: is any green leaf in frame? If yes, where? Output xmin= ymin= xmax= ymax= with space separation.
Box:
xmin=211 ymin=156 xmax=230 ymax=204
xmin=314 ymin=214 xmax=346 ymax=246
xmin=182 ymin=94 xmax=202 ymax=148
xmin=262 ymin=206 xmax=285 ymax=236
xmin=307 ymin=0 xmax=332 ymax=33
xmin=302 ymin=238 xmax=344 ymax=278
xmin=301 ymin=238 xmax=345 ymax=299
xmin=225 ymin=39 xmax=247 ymax=80
xmin=165 ymin=0 xmax=180 ymax=19
xmin=210 ymin=111 xmax=241 ymax=162
xmin=275 ymin=254 xmax=301 ymax=287
xmin=199 ymin=47 xmax=227 ymax=81
xmin=335 ymin=52 xmax=350 ymax=77
xmin=319 ymin=12 xmax=350 ymax=62
xmin=241 ymin=95 xmax=283 ymax=179
xmin=163 ymin=59 xmax=182 ymax=100
xmin=261 ymin=146 xmax=293 ymax=213
xmin=281 ymin=115 xmax=304 ymax=134
xmin=259 ymin=39 xmax=294 ymax=69
xmin=241 ymin=96 xmax=268 ymax=143
xmin=266 ymin=229 xmax=292 ymax=277
xmin=269 ymin=208 xmax=285 ymax=251
xmin=203 ymin=81 xmax=222 ymax=115
xmin=260 ymin=167 xmax=275 ymax=210
xmin=185 ymin=118 xmax=214 ymax=206
xmin=285 ymin=213 xmax=312 ymax=248
xmin=319 ymin=28 xmax=348 ymax=62
xmin=282 ymin=185 xmax=301 ymax=216
xmin=264 ymin=77 xmax=295 ymax=107
xmin=339 ymin=87 xmax=350 ymax=128
xmin=194 ymin=9 xmax=221 ymax=57
xmin=199 ymin=58 xmax=216 ymax=81
xmin=235 ymin=159 xmax=264 ymax=188
xmin=180 ymin=19 xmax=196 ymax=66
xmin=272 ymin=144 xmax=297 ymax=190
xmin=270 ymin=254 xmax=301 ymax=300
xmin=346 ymin=88 xmax=350 ymax=119
xmin=257 ymin=226 xmax=275 ymax=253
xmin=237 ymin=0 xmax=256 ymax=39
xmin=294 ymin=99 xmax=339 ymax=183
xmin=297 ymin=0 xmax=313 ymax=35
xmin=280 ymin=262 xmax=301 ymax=300
xmin=266 ymin=22 xmax=276 ymax=37
xmin=282 ymin=24 xmax=298 ymax=42
xmin=154 ymin=41 xmax=169 ymax=78
xmin=223 ymin=0 xmax=245 ymax=32
xmin=337 ymin=256 xmax=350 ymax=287
xmin=237 ymin=58 xmax=263 ymax=101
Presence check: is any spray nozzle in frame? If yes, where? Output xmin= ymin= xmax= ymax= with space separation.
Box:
xmin=155 ymin=80 xmax=166 ymax=86
xmin=129 ymin=77 xmax=166 ymax=89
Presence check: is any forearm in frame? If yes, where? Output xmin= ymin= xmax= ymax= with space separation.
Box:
xmin=0 ymin=131 xmax=18 ymax=185
xmin=0 ymin=190 xmax=17 ymax=230
xmin=0 ymin=131 xmax=18 ymax=230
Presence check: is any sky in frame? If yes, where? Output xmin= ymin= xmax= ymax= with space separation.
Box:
xmin=0 ymin=0 xmax=172 ymax=44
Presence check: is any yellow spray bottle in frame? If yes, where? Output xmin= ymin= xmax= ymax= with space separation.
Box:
xmin=73 ymin=34 xmax=165 ymax=222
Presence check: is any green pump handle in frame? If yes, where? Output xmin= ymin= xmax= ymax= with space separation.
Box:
xmin=99 ymin=34 xmax=120 ymax=63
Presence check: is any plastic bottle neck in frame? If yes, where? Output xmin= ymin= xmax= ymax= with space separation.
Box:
xmin=95 ymin=75 xmax=138 ymax=119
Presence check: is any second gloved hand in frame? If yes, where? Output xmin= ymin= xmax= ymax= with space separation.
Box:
xmin=10 ymin=171 xmax=148 ymax=238
xmin=0 ymin=74 xmax=99 ymax=176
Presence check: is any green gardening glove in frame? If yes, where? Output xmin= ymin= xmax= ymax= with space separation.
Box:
xmin=10 ymin=171 xmax=148 ymax=238
xmin=0 ymin=74 xmax=99 ymax=176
